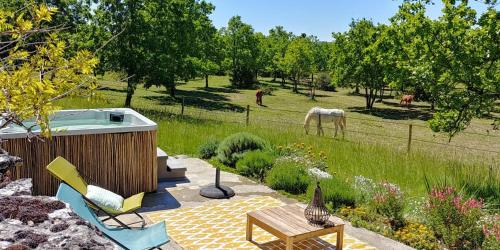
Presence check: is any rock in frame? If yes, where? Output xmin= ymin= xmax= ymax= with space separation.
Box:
xmin=0 ymin=179 xmax=118 ymax=249
xmin=0 ymin=179 xmax=32 ymax=196
xmin=0 ymin=149 xmax=22 ymax=173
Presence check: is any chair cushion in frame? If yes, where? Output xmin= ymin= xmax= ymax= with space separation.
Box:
xmin=85 ymin=185 xmax=124 ymax=211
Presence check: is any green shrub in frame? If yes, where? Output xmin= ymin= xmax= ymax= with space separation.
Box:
xmin=260 ymin=86 xmax=275 ymax=95
xmin=315 ymin=72 xmax=336 ymax=91
xmin=236 ymin=151 xmax=275 ymax=182
xmin=424 ymin=186 xmax=485 ymax=249
xmin=198 ymin=138 xmax=220 ymax=159
xmin=217 ymin=132 xmax=268 ymax=166
xmin=307 ymin=178 xmax=356 ymax=209
xmin=266 ymin=161 xmax=310 ymax=194
xmin=274 ymin=143 xmax=328 ymax=171
xmin=482 ymin=219 xmax=500 ymax=250
xmin=339 ymin=206 xmax=394 ymax=237
xmin=370 ymin=181 xmax=405 ymax=230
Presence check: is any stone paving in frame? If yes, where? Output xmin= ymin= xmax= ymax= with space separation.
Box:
xmin=118 ymin=155 xmax=413 ymax=250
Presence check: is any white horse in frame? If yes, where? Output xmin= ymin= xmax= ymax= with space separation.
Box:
xmin=304 ymin=107 xmax=347 ymax=137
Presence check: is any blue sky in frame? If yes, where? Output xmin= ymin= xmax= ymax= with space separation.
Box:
xmin=207 ymin=0 xmax=496 ymax=41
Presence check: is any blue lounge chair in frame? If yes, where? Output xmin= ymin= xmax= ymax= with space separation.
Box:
xmin=56 ymin=183 xmax=169 ymax=250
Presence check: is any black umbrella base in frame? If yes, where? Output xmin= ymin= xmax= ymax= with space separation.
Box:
xmin=199 ymin=185 xmax=235 ymax=199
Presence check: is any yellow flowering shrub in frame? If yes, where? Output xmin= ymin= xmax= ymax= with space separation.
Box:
xmin=275 ymin=143 xmax=328 ymax=170
xmin=0 ymin=4 xmax=98 ymax=137
xmin=394 ymin=222 xmax=439 ymax=250
xmin=339 ymin=206 xmax=372 ymax=221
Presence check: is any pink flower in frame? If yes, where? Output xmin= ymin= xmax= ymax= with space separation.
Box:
xmin=483 ymin=225 xmax=491 ymax=238
xmin=483 ymin=221 xmax=500 ymax=241
xmin=453 ymin=196 xmax=483 ymax=214
xmin=429 ymin=186 xmax=458 ymax=204
xmin=374 ymin=193 xmax=386 ymax=203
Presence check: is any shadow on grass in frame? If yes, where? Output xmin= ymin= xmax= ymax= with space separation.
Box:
xmin=195 ymin=86 xmax=240 ymax=93
xmin=381 ymin=100 xmax=431 ymax=109
xmin=348 ymin=106 xmax=433 ymax=121
xmin=296 ymin=91 xmax=332 ymax=98
xmin=144 ymin=89 xmax=245 ymax=113
xmin=99 ymin=86 xmax=128 ymax=93
xmin=346 ymin=92 xmax=395 ymax=100
xmin=346 ymin=91 xmax=365 ymax=97
xmin=133 ymin=107 xmax=237 ymax=126
xmin=131 ymin=107 xmax=178 ymax=121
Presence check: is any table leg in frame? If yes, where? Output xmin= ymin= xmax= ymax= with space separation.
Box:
xmin=246 ymin=215 xmax=253 ymax=241
xmin=286 ymin=237 xmax=294 ymax=250
xmin=336 ymin=226 xmax=344 ymax=250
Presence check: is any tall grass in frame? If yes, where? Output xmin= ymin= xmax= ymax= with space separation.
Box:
xmin=54 ymin=82 xmax=499 ymax=203
xmin=156 ymin=116 xmax=499 ymax=201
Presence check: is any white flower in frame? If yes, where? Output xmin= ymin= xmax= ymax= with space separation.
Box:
xmin=308 ymin=168 xmax=332 ymax=179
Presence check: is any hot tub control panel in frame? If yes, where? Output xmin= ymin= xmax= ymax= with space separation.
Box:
xmin=110 ymin=112 xmax=125 ymax=123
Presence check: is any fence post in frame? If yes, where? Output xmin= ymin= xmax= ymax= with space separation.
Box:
xmin=246 ymin=105 xmax=250 ymax=126
xmin=317 ymin=114 xmax=322 ymax=136
xmin=407 ymin=124 xmax=413 ymax=153
xmin=181 ymin=97 xmax=185 ymax=115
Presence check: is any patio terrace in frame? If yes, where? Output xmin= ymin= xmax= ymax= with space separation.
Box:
xmin=112 ymin=155 xmax=414 ymax=250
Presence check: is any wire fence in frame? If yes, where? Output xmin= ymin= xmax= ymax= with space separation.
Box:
xmin=247 ymin=103 xmax=500 ymax=137
xmin=172 ymin=97 xmax=500 ymax=156
xmin=131 ymin=94 xmax=499 ymax=164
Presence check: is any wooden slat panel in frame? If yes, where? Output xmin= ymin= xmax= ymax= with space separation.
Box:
xmin=262 ymin=209 xmax=310 ymax=233
xmin=267 ymin=207 xmax=314 ymax=232
xmin=249 ymin=212 xmax=299 ymax=236
xmin=2 ymin=131 xmax=157 ymax=197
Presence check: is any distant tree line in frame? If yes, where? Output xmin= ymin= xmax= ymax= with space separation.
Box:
xmin=0 ymin=0 xmax=497 ymax=138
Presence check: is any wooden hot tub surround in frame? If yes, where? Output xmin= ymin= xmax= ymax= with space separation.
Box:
xmin=1 ymin=108 xmax=158 ymax=197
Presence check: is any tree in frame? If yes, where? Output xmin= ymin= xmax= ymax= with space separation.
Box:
xmin=255 ymin=32 xmax=273 ymax=79
xmin=308 ymin=36 xmax=331 ymax=99
xmin=221 ymin=16 xmax=259 ymax=87
xmin=0 ymin=0 xmax=96 ymax=55
xmin=330 ymin=19 xmax=388 ymax=109
xmin=283 ymin=36 xmax=314 ymax=93
xmin=427 ymin=0 xmax=499 ymax=139
xmin=140 ymin=0 xmax=216 ymax=97
xmin=0 ymin=4 xmax=98 ymax=138
xmin=387 ymin=0 xmax=441 ymax=109
xmin=387 ymin=0 xmax=499 ymax=139
xmin=95 ymin=0 xmax=149 ymax=107
xmin=192 ymin=6 xmax=223 ymax=89
xmin=268 ymin=26 xmax=293 ymax=85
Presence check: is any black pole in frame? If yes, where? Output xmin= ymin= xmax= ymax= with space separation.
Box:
xmin=215 ymin=168 xmax=221 ymax=188
xmin=199 ymin=168 xmax=235 ymax=199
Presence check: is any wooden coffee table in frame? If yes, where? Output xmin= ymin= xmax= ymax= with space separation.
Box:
xmin=246 ymin=204 xmax=344 ymax=250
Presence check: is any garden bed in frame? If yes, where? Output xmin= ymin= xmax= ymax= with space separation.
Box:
xmin=198 ymin=132 xmax=500 ymax=250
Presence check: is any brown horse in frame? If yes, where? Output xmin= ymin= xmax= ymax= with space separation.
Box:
xmin=256 ymin=90 xmax=263 ymax=106
xmin=400 ymin=95 xmax=414 ymax=106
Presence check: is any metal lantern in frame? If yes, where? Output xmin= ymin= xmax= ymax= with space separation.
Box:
xmin=304 ymin=182 xmax=330 ymax=226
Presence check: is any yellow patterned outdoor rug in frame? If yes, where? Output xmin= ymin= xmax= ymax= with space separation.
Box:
xmin=146 ymin=196 xmax=377 ymax=250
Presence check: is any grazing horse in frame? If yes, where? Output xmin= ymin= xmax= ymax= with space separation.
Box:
xmin=304 ymin=107 xmax=347 ymax=138
xmin=400 ymin=95 xmax=414 ymax=106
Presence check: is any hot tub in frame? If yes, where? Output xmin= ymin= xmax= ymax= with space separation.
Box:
xmin=1 ymin=108 xmax=158 ymax=196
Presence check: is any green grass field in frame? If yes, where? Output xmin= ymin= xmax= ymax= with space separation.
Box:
xmin=57 ymin=74 xmax=499 ymax=202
